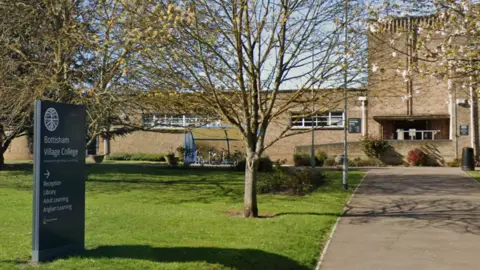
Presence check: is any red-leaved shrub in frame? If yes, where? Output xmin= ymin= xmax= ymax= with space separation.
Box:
xmin=407 ymin=149 xmax=426 ymax=166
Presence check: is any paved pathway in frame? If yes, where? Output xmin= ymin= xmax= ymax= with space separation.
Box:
xmin=320 ymin=167 xmax=480 ymax=270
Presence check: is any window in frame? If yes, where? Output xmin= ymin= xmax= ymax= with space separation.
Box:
xmin=290 ymin=112 xmax=344 ymax=129
xmin=142 ymin=114 xmax=224 ymax=128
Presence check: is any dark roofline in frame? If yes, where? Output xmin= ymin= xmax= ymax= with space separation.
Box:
xmin=276 ymin=87 xmax=367 ymax=93
xmin=368 ymin=12 xmax=444 ymax=33
xmin=367 ymin=12 xmax=439 ymax=23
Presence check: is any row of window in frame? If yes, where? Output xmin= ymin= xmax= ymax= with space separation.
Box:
xmin=142 ymin=114 xmax=223 ymax=128
xmin=290 ymin=112 xmax=345 ymax=129
xmin=142 ymin=112 xmax=345 ymax=129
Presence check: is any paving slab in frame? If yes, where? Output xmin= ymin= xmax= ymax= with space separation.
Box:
xmin=320 ymin=167 xmax=480 ymax=270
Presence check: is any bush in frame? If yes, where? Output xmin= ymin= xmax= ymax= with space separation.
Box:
xmin=257 ymin=168 xmax=288 ymax=194
xmin=347 ymin=157 xmax=384 ymax=167
xmin=130 ymin=153 xmax=166 ymax=162
xmin=361 ymin=135 xmax=390 ymax=159
xmin=293 ymin=152 xmax=328 ymax=167
xmin=165 ymin=153 xmax=178 ymax=166
xmin=107 ymin=153 xmax=166 ymax=162
xmin=293 ymin=153 xmax=311 ymax=166
xmin=446 ymin=159 xmax=460 ymax=167
xmin=257 ymin=167 xmax=325 ymax=195
xmin=107 ymin=152 xmax=132 ymax=161
xmin=258 ymin=157 xmax=274 ymax=172
xmin=323 ymin=157 xmax=336 ymax=166
xmin=407 ymin=149 xmax=426 ymax=166
xmin=176 ymin=146 xmax=185 ymax=160
xmin=286 ymin=168 xmax=325 ymax=195
xmin=348 ymin=158 xmax=359 ymax=167
xmin=355 ymin=158 xmax=384 ymax=167
xmin=315 ymin=151 xmax=328 ymax=166
xmin=235 ymin=156 xmax=274 ymax=172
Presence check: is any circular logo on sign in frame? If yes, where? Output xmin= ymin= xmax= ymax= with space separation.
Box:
xmin=44 ymin=108 xmax=59 ymax=132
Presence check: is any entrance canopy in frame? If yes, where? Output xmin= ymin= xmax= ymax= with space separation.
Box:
xmin=374 ymin=115 xmax=450 ymax=141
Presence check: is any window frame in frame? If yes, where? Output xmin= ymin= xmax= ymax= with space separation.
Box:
xmin=290 ymin=111 xmax=345 ymax=129
xmin=142 ymin=114 xmax=224 ymax=129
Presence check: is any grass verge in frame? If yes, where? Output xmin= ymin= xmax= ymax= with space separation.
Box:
xmin=0 ymin=164 xmax=365 ymax=270
xmin=467 ymin=171 xmax=480 ymax=183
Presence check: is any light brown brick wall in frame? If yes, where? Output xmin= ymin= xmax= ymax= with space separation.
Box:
xmin=296 ymin=140 xmax=455 ymax=166
xmin=367 ymin=30 xmax=451 ymax=139
xmin=108 ymin=131 xmax=184 ymax=155
xmin=4 ymin=136 xmax=32 ymax=160
xmin=264 ymin=91 xmax=366 ymax=164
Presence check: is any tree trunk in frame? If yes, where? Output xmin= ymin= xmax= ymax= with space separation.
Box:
xmin=472 ymin=93 xmax=480 ymax=162
xmin=0 ymin=152 xmax=4 ymax=170
xmin=470 ymin=81 xmax=480 ymax=162
xmin=244 ymin=151 xmax=259 ymax=218
xmin=0 ymin=142 xmax=7 ymax=170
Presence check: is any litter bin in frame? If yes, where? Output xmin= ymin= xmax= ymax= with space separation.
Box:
xmin=462 ymin=147 xmax=475 ymax=171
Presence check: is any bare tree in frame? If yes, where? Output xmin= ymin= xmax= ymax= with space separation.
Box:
xmin=77 ymin=0 xmax=191 ymax=148
xmin=0 ymin=0 xmax=88 ymax=168
xmin=0 ymin=0 xmax=186 ymax=166
xmin=139 ymin=0 xmax=354 ymax=217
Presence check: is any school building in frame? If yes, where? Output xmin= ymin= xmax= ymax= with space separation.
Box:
xmin=4 ymin=14 xmax=478 ymax=165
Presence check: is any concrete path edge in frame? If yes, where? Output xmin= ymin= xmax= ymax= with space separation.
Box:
xmin=315 ymin=172 xmax=369 ymax=270
xmin=462 ymin=171 xmax=480 ymax=186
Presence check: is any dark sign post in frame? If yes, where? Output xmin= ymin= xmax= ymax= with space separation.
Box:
xmin=32 ymin=100 xmax=86 ymax=262
xmin=460 ymin=125 xmax=469 ymax=136
xmin=348 ymin=118 xmax=361 ymax=134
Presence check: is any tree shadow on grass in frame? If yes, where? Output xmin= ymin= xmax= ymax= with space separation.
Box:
xmin=85 ymin=177 xmax=243 ymax=203
xmin=0 ymin=163 xmax=32 ymax=172
xmin=82 ymin=245 xmax=308 ymax=270
xmin=0 ymin=259 xmax=29 ymax=264
xmin=86 ymin=164 xmax=238 ymax=177
xmin=271 ymin=212 xmax=341 ymax=218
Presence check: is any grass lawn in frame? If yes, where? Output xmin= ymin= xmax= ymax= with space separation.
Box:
xmin=0 ymin=164 xmax=365 ymax=270
xmin=467 ymin=171 xmax=480 ymax=182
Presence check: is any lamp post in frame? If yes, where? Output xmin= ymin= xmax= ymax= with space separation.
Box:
xmin=311 ymin=90 xmax=316 ymax=169
xmin=342 ymin=0 xmax=349 ymax=190
xmin=311 ymin=40 xmax=316 ymax=169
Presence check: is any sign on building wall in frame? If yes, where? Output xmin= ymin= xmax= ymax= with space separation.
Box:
xmin=348 ymin=118 xmax=361 ymax=134
xmin=32 ymin=100 xmax=86 ymax=262
xmin=460 ymin=125 xmax=469 ymax=136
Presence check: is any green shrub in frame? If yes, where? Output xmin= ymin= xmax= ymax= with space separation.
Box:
xmin=361 ymin=135 xmax=390 ymax=159
xmin=286 ymin=168 xmax=325 ymax=195
xmin=355 ymin=158 xmax=384 ymax=167
xmin=347 ymin=157 xmax=384 ymax=167
xmin=107 ymin=153 xmax=132 ymax=161
xmin=257 ymin=167 xmax=325 ymax=195
xmin=165 ymin=153 xmax=178 ymax=166
xmin=235 ymin=156 xmax=274 ymax=172
xmin=257 ymin=168 xmax=288 ymax=193
xmin=348 ymin=158 xmax=359 ymax=167
xmin=323 ymin=157 xmax=336 ymax=166
xmin=315 ymin=151 xmax=328 ymax=166
xmin=293 ymin=153 xmax=311 ymax=166
xmin=274 ymin=159 xmax=287 ymax=169
xmin=130 ymin=153 xmax=166 ymax=162
xmin=446 ymin=159 xmax=460 ymax=167
xmin=107 ymin=153 xmax=166 ymax=162
xmin=294 ymin=152 xmax=328 ymax=167
xmin=176 ymin=146 xmax=185 ymax=160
